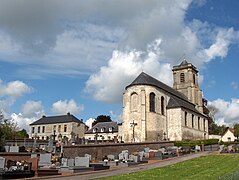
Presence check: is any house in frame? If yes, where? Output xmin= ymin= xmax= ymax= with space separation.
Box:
xmin=29 ymin=112 xmax=87 ymax=142
xmin=84 ymin=121 xmax=121 ymax=142
xmin=221 ymin=127 xmax=237 ymax=142
xmin=122 ymin=60 xmax=211 ymax=142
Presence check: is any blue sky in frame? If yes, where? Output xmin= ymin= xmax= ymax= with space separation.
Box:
xmin=0 ymin=0 xmax=239 ymax=131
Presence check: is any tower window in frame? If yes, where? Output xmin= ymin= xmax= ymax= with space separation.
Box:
xmin=149 ymin=92 xmax=155 ymax=112
xmin=193 ymin=74 xmax=196 ymax=84
xmin=130 ymin=92 xmax=138 ymax=111
xmin=161 ymin=96 xmax=165 ymax=115
xmin=198 ymin=117 xmax=200 ymax=130
xmin=185 ymin=112 xmax=187 ymax=126
xmin=192 ymin=114 xmax=194 ymax=128
xmin=180 ymin=73 xmax=185 ymax=82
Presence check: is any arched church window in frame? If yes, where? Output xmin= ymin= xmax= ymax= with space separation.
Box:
xmin=185 ymin=111 xmax=187 ymax=126
xmin=130 ymin=92 xmax=138 ymax=111
xmin=180 ymin=73 xmax=185 ymax=82
xmin=192 ymin=114 xmax=194 ymax=128
xmin=161 ymin=96 xmax=165 ymax=115
xmin=149 ymin=92 xmax=155 ymax=112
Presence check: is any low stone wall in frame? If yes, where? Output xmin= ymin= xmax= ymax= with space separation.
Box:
xmin=63 ymin=141 xmax=174 ymax=161
xmin=0 ymin=152 xmax=32 ymax=162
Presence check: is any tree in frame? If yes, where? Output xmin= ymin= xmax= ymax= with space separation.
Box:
xmin=233 ymin=123 xmax=239 ymax=138
xmin=0 ymin=111 xmax=28 ymax=146
xmin=92 ymin=115 xmax=112 ymax=126
xmin=209 ymin=122 xmax=226 ymax=135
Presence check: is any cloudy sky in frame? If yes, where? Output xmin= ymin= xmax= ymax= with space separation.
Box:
xmin=0 ymin=0 xmax=239 ymax=131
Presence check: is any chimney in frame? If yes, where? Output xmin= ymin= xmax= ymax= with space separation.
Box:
xmin=42 ymin=115 xmax=46 ymax=118
xmin=67 ymin=112 xmax=70 ymax=116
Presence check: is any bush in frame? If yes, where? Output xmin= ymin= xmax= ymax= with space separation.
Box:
xmin=174 ymin=139 xmax=219 ymax=148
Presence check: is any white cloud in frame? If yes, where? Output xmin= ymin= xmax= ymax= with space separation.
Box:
xmin=208 ymin=98 xmax=239 ymax=126
xmin=85 ymin=43 xmax=172 ymax=103
xmin=10 ymin=100 xmax=45 ymax=132
xmin=0 ymin=80 xmax=31 ymax=98
xmin=51 ymin=99 xmax=84 ymax=115
xmin=21 ymin=100 xmax=45 ymax=118
xmin=85 ymin=118 xmax=95 ymax=129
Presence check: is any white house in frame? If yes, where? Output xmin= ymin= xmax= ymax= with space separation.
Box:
xmin=221 ymin=127 xmax=237 ymax=142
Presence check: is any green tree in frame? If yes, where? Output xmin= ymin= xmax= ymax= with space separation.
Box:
xmin=92 ymin=115 xmax=112 ymax=126
xmin=233 ymin=123 xmax=239 ymax=138
xmin=16 ymin=129 xmax=29 ymax=139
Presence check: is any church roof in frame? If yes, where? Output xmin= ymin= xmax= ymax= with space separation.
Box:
xmin=126 ymin=72 xmax=189 ymax=102
xmin=179 ymin=59 xmax=189 ymax=66
xmin=167 ymin=96 xmax=201 ymax=114
xmin=126 ymin=72 xmax=203 ymax=115
xmin=85 ymin=121 xmax=118 ymax=134
xmin=30 ymin=113 xmax=83 ymax=125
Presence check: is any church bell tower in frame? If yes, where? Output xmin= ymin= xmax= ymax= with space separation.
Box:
xmin=172 ymin=59 xmax=203 ymax=113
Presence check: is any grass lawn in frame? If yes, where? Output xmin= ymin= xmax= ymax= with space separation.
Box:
xmin=99 ymin=154 xmax=239 ymax=180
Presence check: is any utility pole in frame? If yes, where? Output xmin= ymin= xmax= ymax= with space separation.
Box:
xmin=130 ymin=120 xmax=137 ymax=142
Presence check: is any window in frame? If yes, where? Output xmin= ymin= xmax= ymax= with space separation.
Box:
xmin=228 ymin=137 xmax=231 ymax=142
xmin=180 ymin=73 xmax=185 ymax=82
xmin=42 ymin=126 xmax=45 ymax=133
xmin=101 ymin=127 xmax=105 ymax=132
xmin=185 ymin=112 xmax=187 ymax=127
xmin=203 ymin=119 xmax=206 ymax=131
xmin=193 ymin=74 xmax=196 ymax=84
xmin=53 ymin=125 xmax=56 ymax=131
xmin=198 ymin=117 xmax=200 ymax=130
xmin=149 ymin=92 xmax=155 ymax=112
xmin=38 ymin=126 xmax=40 ymax=133
xmin=42 ymin=136 xmax=44 ymax=140
xmin=130 ymin=93 xmax=138 ymax=111
xmin=161 ymin=96 xmax=165 ymax=115
xmin=64 ymin=125 xmax=67 ymax=132
xmin=109 ymin=127 xmax=114 ymax=132
xmin=192 ymin=114 xmax=194 ymax=128
xmin=58 ymin=125 xmax=61 ymax=132
xmin=32 ymin=127 xmax=35 ymax=133
xmin=93 ymin=128 xmax=98 ymax=133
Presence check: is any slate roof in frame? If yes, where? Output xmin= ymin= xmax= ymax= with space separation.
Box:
xmin=126 ymin=72 xmax=204 ymax=115
xmin=85 ymin=121 xmax=118 ymax=134
xmin=126 ymin=72 xmax=189 ymax=102
xmin=30 ymin=113 xmax=83 ymax=125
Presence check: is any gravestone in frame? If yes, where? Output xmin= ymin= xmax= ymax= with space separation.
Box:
xmin=68 ymin=159 xmax=75 ymax=167
xmin=144 ymin=147 xmax=150 ymax=153
xmin=9 ymin=146 xmax=19 ymax=153
xmin=107 ymin=155 xmax=115 ymax=161
xmin=138 ymin=151 xmax=144 ymax=161
xmin=129 ymin=155 xmax=139 ymax=163
xmin=143 ymin=152 xmax=149 ymax=159
xmin=61 ymin=158 xmax=68 ymax=167
xmin=158 ymin=148 xmax=166 ymax=154
xmin=0 ymin=157 xmax=5 ymax=172
xmin=219 ymin=145 xmax=224 ymax=152
xmin=195 ymin=145 xmax=201 ymax=152
xmin=38 ymin=153 xmax=52 ymax=167
xmin=31 ymin=154 xmax=37 ymax=158
xmin=154 ymin=151 xmax=163 ymax=160
xmin=85 ymin=154 xmax=92 ymax=161
xmin=228 ymin=145 xmax=233 ymax=152
xmin=4 ymin=146 xmax=10 ymax=152
xmin=75 ymin=157 xmax=89 ymax=167
xmin=119 ymin=153 xmax=124 ymax=160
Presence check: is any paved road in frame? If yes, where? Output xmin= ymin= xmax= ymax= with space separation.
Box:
xmin=33 ymin=152 xmax=212 ymax=180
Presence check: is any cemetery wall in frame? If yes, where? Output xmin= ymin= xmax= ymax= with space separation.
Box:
xmin=0 ymin=153 xmax=32 ymax=162
xmin=63 ymin=141 xmax=174 ymax=161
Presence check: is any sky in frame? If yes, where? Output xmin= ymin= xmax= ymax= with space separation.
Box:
xmin=0 ymin=0 xmax=239 ymax=131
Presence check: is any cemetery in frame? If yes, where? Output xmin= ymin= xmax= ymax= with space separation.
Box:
xmin=0 ymin=139 xmax=214 ymax=179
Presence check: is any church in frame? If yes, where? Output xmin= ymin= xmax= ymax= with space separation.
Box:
xmin=122 ymin=60 xmax=211 ymax=142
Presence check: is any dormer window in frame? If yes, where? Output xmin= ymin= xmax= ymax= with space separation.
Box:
xmin=101 ymin=127 xmax=105 ymax=132
xmin=109 ymin=127 xmax=114 ymax=132
xmin=93 ymin=128 xmax=98 ymax=133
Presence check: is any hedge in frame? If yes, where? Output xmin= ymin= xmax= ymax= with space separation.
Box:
xmin=174 ymin=139 xmax=219 ymax=148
